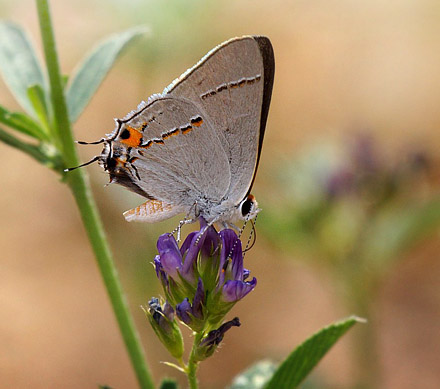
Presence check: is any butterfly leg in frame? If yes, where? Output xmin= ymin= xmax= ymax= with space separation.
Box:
xmin=222 ymin=221 xmax=241 ymax=233
xmin=171 ymin=216 xmax=196 ymax=242
xmin=195 ymin=216 xmax=221 ymax=245
xmin=169 ymin=201 xmax=199 ymax=242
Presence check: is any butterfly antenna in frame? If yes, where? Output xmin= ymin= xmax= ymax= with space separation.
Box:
xmin=228 ymin=213 xmax=255 ymax=260
xmin=75 ymin=138 xmax=106 ymax=145
xmin=64 ymin=155 xmax=101 ymax=172
xmin=243 ymin=215 xmax=257 ymax=255
xmin=237 ymin=218 xmax=248 ymax=240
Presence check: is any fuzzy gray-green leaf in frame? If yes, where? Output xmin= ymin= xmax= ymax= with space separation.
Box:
xmin=265 ymin=316 xmax=364 ymax=389
xmin=66 ymin=26 xmax=149 ymax=122
xmin=0 ymin=22 xmax=47 ymax=116
xmin=231 ymin=360 xmax=277 ymax=389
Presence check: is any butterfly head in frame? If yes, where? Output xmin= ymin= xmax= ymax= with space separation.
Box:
xmin=237 ymin=194 xmax=260 ymax=221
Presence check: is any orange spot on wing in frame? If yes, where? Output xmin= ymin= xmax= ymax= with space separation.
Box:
xmin=162 ymin=128 xmax=179 ymax=139
xmin=120 ymin=126 xmax=143 ymax=147
xmin=181 ymin=125 xmax=192 ymax=134
xmin=191 ymin=117 xmax=203 ymax=127
xmin=141 ymin=140 xmax=152 ymax=149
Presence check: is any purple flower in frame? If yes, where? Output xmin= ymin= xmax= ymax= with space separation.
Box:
xmin=176 ymin=298 xmax=192 ymax=324
xmin=156 ymin=234 xmax=183 ymax=280
xmin=217 ymin=229 xmax=257 ymax=303
xmin=325 ymin=168 xmax=354 ymax=199
xmin=152 ymin=218 xmax=257 ymax=332
xmin=154 ymin=220 xmax=217 ymax=290
xmin=351 ymin=134 xmax=379 ymax=173
xmin=222 ymin=278 xmax=257 ymax=302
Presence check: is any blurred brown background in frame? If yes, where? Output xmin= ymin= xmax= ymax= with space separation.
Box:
xmin=1 ymin=0 xmax=440 ymax=388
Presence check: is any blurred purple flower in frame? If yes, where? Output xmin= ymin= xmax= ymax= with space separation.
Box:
xmin=325 ymin=168 xmax=354 ymax=199
xmin=351 ymin=134 xmax=379 ymax=173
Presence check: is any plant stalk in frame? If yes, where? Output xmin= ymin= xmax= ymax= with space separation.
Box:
xmin=337 ymin=263 xmax=382 ymax=389
xmin=36 ymin=1 xmax=154 ymax=387
xmin=186 ymin=332 xmax=202 ymax=389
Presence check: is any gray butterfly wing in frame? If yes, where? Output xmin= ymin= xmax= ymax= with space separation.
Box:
xmin=111 ymin=96 xmax=230 ymax=209
xmin=164 ymin=35 xmax=275 ymax=204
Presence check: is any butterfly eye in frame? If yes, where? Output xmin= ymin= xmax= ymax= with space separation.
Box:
xmin=240 ymin=195 xmax=256 ymax=217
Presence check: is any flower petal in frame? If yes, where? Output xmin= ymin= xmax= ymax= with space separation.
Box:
xmin=200 ymin=223 xmax=220 ymax=259
xmin=162 ymin=301 xmax=175 ymax=321
xmin=160 ymin=250 xmax=183 ymax=279
xmin=154 ymin=255 xmax=169 ymax=287
xmin=181 ymin=228 xmax=206 ymax=279
xmin=219 ymin=229 xmax=238 ymax=266
xmin=176 ymin=297 xmax=192 ymax=324
xmin=222 ymin=278 xmax=257 ymax=302
xmin=157 ymin=233 xmax=180 ymax=255
xmin=218 ymin=229 xmax=242 ymax=284
xmin=192 ymin=278 xmax=205 ymax=319
xmin=230 ymin=237 xmax=244 ymax=281
xmin=180 ymin=231 xmax=198 ymax=257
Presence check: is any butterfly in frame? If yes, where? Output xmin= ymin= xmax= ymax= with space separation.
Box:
xmin=74 ymin=36 xmax=274 ymax=230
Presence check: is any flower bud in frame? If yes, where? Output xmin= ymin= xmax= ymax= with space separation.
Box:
xmin=145 ymin=297 xmax=184 ymax=359
xmin=192 ymin=317 xmax=241 ymax=362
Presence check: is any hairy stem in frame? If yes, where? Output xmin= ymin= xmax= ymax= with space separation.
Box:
xmin=36 ymin=1 xmax=154 ymax=387
xmin=186 ymin=332 xmax=202 ymax=389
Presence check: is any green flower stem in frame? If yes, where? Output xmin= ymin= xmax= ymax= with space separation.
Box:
xmin=186 ymin=332 xmax=202 ymax=389
xmin=36 ymin=1 xmax=154 ymax=388
xmin=347 ymin=274 xmax=381 ymax=389
xmin=335 ymin=253 xmax=382 ymax=389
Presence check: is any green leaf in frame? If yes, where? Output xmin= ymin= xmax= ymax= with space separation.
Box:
xmin=0 ymin=104 xmax=49 ymax=141
xmin=27 ymin=84 xmax=51 ymax=132
xmin=66 ymin=26 xmax=149 ymax=122
xmin=0 ymin=22 xmax=47 ymax=116
xmin=265 ymin=316 xmax=364 ymax=389
xmin=231 ymin=360 xmax=277 ymax=389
